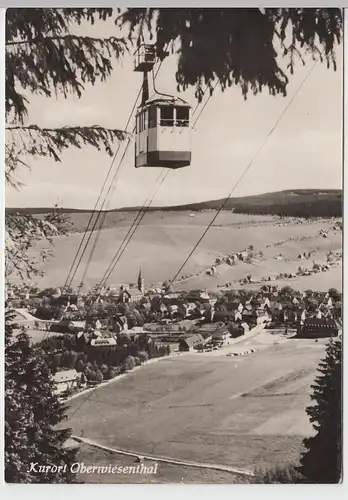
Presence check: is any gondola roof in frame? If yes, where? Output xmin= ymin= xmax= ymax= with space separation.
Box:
xmin=138 ymin=94 xmax=191 ymax=109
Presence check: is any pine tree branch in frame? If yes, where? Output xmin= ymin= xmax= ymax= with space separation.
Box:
xmin=6 ymin=8 xmax=114 ymax=43
xmin=6 ymin=34 xmax=126 ymax=48
xmin=6 ymin=33 xmax=127 ymax=124
xmin=5 ymin=143 xmax=28 ymax=189
xmin=119 ymin=7 xmax=342 ymax=100
xmin=6 ymin=125 xmax=128 ymax=163
xmin=6 ymin=213 xmax=57 ymax=282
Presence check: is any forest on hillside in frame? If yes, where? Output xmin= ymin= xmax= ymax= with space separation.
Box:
xmin=232 ymin=199 xmax=342 ymax=218
xmin=6 ymin=190 xmax=342 ymax=224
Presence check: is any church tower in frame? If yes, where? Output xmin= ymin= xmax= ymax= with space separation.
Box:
xmin=138 ymin=269 xmax=144 ymax=293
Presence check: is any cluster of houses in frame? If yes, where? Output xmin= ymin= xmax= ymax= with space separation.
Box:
xmin=177 ymin=287 xmax=342 ymax=351
xmin=106 ymin=270 xmax=145 ymax=303
xmin=7 ymin=269 xmax=342 ymax=354
xmin=204 ymin=247 xmax=263 ymax=277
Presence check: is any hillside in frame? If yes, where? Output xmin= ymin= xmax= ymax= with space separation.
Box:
xmin=156 ymin=189 xmax=342 ymax=218
xmin=6 ymin=189 xmax=342 ymax=221
xmin=65 ymin=337 xmax=327 ymax=473
xmin=16 ymin=211 xmax=342 ymax=292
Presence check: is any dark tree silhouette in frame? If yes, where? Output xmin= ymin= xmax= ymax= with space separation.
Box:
xmin=5 ymin=313 xmax=78 ymax=483
xmin=6 ymin=8 xmax=127 ymax=175
xmin=5 ymin=8 xmax=129 ymax=282
xmin=118 ymin=8 xmax=342 ymax=101
xmin=297 ymin=339 xmax=342 ymax=483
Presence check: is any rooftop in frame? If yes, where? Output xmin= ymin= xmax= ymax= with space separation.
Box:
xmin=54 ymin=369 xmax=78 ymax=383
xmin=181 ymin=334 xmax=204 ymax=347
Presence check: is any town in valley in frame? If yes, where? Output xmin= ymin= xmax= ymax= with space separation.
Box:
xmin=5 ymin=6 xmax=343 ymax=486
xmin=7 ymin=248 xmax=342 ymax=396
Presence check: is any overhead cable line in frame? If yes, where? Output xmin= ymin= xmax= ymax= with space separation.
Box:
xmin=95 ymin=169 xmax=169 ymax=294
xmin=63 ymin=101 xmax=139 ymax=291
xmin=192 ymin=79 xmax=220 ymax=128
xmin=76 ymin=136 xmax=134 ymax=291
xmin=64 ymin=51 xmax=168 ymax=291
xmin=92 ymin=80 xmax=217 ymax=293
xmin=82 ymin=69 xmax=214 ymax=293
xmin=167 ymin=59 xmax=319 ymax=288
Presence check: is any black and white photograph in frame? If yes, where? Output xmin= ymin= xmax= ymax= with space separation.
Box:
xmin=4 ymin=7 xmax=343 ymax=485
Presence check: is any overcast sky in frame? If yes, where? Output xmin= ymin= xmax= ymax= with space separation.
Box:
xmin=6 ymin=17 xmax=343 ymax=209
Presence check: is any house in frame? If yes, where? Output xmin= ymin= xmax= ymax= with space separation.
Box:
xmin=108 ymin=285 xmax=120 ymax=296
xmin=90 ymin=337 xmax=117 ymax=347
xmin=64 ymin=320 xmax=85 ymax=332
xmin=168 ymin=304 xmax=179 ymax=315
xmin=326 ymin=297 xmax=334 ymax=308
xmin=119 ymin=270 xmax=145 ymax=303
xmin=195 ymin=322 xmax=222 ymax=337
xmin=124 ymin=326 xmax=147 ymax=342
xmin=229 ymin=321 xmax=250 ymax=338
xmin=213 ymin=310 xmax=242 ymax=323
xmin=19 ymin=289 xmax=30 ymax=300
xmin=54 ymin=369 xmax=80 ymax=395
xmin=227 ymin=301 xmax=244 ymax=313
xmin=62 ymin=438 xmax=80 ymax=451
xmin=56 ymin=294 xmax=84 ymax=308
xmin=185 ymin=290 xmax=217 ymax=306
xmin=195 ymin=303 xmax=207 ymax=316
xmin=51 ymin=319 xmax=85 ymax=333
xmin=163 ymin=292 xmax=180 ymax=300
xmin=269 ymin=308 xmax=285 ymax=324
xmin=150 ymin=298 xmax=168 ymax=315
xmin=203 ymin=308 xmax=215 ymax=322
xmin=71 ymin=320 xmax=86 ymax=331
xmin=94 ymin=319 xmax=102 ymax=330
xmin=188 ymin=301 xmax=198 ymax=313
xmin=298 ymin=318 xmax=340 ymax=338
xmin=253 ymin=306 xmax=269 ymax=318
xmin=249 ymin=297 xmax=263 ymax=309
xmin=129 ymin=325 xmax=146 ymax=335
xmin=242 ymin=309 xmax=254 ymax=324
xmin=211 ymin=327 xmax=230 ymax=344
xmin=177 ymin=319 xmax=199 ymax=331
xmin=7 ymin=308 xmax=36 ymax=328
xmin=159 ymin=318 xmax=171 ymax=325
xmin=120 ymin=288 xmax=144 ymax=303
xmin=76 ymin=331 xmax=90 ymax=347
xmin=283 ymin=309 xmax=299 ymax=323
xmin=137 ymin=333 xmax=153 ymax=345
xmin=256 ymin=311 xmax=271 ymax=325
xmin=179 ymin=334 xmax=205 ymax=352
xmin=85 ymin=317 xmax=102 ymax=330
xmin=261 ymin=285 xmax=278 ymax=295
xmin=159 ymin=303 xmax=169 ymax=315
xmin=90 ymin=329 xmax=103 ymax=339
xmin=107 ymin=314 xmax=127 ymax=334
xmin=261 ymin=297 xmax=271 ymax=309
xmin=179 ymin=302 xmax=198 ymax=317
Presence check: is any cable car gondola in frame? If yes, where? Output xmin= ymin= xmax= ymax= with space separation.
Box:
xmin=134 ymin=44 xmax=192 ymax=169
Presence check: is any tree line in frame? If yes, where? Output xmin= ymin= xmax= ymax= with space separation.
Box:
xmin=233 ymin=199 xmax=342 ymax=218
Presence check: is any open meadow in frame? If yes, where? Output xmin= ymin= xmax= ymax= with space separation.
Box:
xmin=30 ymin=211 xmax=342 ymax=292
xmin=76 ymin=443 xmax=252 ymax=483
xmin=65 ymin=334 xmax=327 ymax=477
